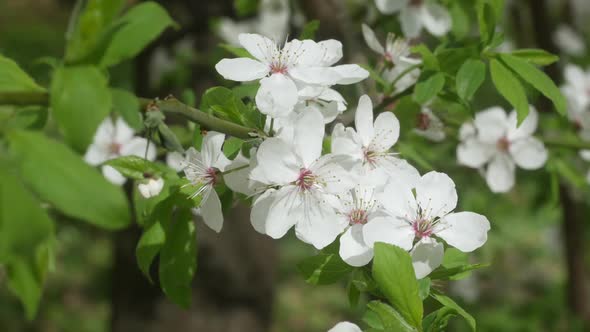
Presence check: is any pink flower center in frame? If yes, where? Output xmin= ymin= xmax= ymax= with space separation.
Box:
xmin=412 ymin=218 xmax=433 ymax=239
xmin=497 ymin=136 xmax=510 ymax=151
xmin=363 ymin=148 xmax=378 ymax=166
xmin=296 ymin=168 xmax=316 ymax=191
xmin=384 ymin=52 xmax=393 ymax=63
xmin=270 ymin=62 xmax=288 ymax=74
xmin=417 ymin=112 xmax=431 ymax=130
xmin=109 ymin=142 xmax=122 ymax=155
xmin=348 ymin=209 xmax=369 ymax=225
xmin=204 ymin=167 xmax=218 ymax=185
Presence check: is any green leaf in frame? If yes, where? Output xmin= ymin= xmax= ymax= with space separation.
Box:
xmin=234 ymin=0 xmax=260 ymax=17
xmin=423 ymin=307 xmax=457 ymax=332
xmin=0 ymin=54 xmax=45 ymax=92
xmin=477 ymin=1 xmax=496 ymax=45
xmin=100 ymin=2 xmax=177 ymax=68
xmin=456 ymin=59 xmax=486 ymax=101
xmin=431 ymin=292 xmax=476 ymax=331
xmin=111 ymin=88 xmax=142 ymax=130
xmin=136 ymin=220 xmax=165 ymax=282
xmin=296 ymin=242 xmax=353 ymax=285
xmin=418 ymin=278 xmax=431 ymax=300
xmin=299 ymin=20 xmax=320 ymax=40
xmin=510 ymin=49 xmax=559 ymax=66
xmin=499 ymin=54 xmax=567 ymax=115
xmin=397 ymin=142 xmax=434 ymax=171
xmin=65 ymin=0 xmax=125 ymax=62
xmin=348 ymin=280 xmax=361 ymax=308
xmin=413 ymin=73 xmax=445 ymax=104
xmin=159 ymin=208 xmax=197 ymax=308
xmin=104 ymin=155 xmax=164 ymax=180
xmin=6 ymin=259 xmax=43 ymax=320
xmin=201 ymin=86 xmax=261 ymax=128
xmin=372 ymin=242 xmax=423 ymax=331
xmin=450 ymin=1 xmax=471 ymax=39
xmin=367 ymin=301 xmax=418 ymax=332
xmin=552 ymin=158 xmax=588 ymax=188
xmin=429 ymin=263 xmax=489 ymax=281
xmin=489 ymin=59 xmax=530 ymax=123
xmin=8 ymin=130 xmax=130 ymax=230
xmin=411 ymin=45 xmax=439 ymax=71
xmin=50 ymin=66 xmax=112 ymax=151
xmin=2 ymin=106 xmax=48 ymax=131
xmin=0 ymin=166 xmax=54 ymax=263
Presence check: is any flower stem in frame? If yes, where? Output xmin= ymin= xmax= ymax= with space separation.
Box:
xmin=0 ymin=91 xmax=261 ymax=140
xmin=542 ymin=137 xmax=590 ymax=150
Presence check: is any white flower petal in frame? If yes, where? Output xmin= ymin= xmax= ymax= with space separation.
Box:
xmin=166 ymin=151 xmax=185 ymax=172
xmin=102 ymin=165 xmax=126 ymax=185
xmin=201 ymin=189 xmax=224 ymax=233
xmin=362 ymin=24 xmax=386 ymax=55
xmin=92 ymin=117 xmax=115 ymax=146
xmin=84 ymin=144 xmax=109 ymax=166
xmin=411 ymin=238 xmax=444 ymax=279
xmin=457 ymin=138 xmax=495 ymax=168
xmin=331 ymin=124 xmax=364 ymax=161
xmin=201 ymin=131 xmax=229 ymax=170
xmin=362 ymin=216 xmax=414 ymax=250
xmin=250 ymin=189 xmax=276 ymax=234
xmin=265 ymin=185 xmax=300 ymax=238
xmin=355 ymin=95 xmax=375 ymax=147
xmin=294 ymin=199 xmax=345 ymax=249
xmin=294 ymin=108 xmax=324 ymax=167
xmin=420 ymin=3 xmax=452 ymax=36
xmin=416 ymin=171 xmax=458 ymax=218
xmin=138 ymin=178 xmax=164 ymax=198
xmin=289 ymin=66 xmax=342 ymax=85
xmin=509 ymin=137 xmax=548 ymax=170
xmin=312 ymin=154 xmax=357 ymax=194
xmin=318 ymin=39 xmax=343 ymax=66
xmin=215 ymin=58 xmax=269 ymax=81
xmin=474 ymin=107 xmax=508 ymax=144
xmin=331 ymin=64 xmax=369 ymax=85
xmin=370 ymin=111 xmax=400 ymax=152
xmin=256 ymin=74 xmax=298 ymax=118
xmin=249 ymin=138 xmax=299 ymax=185
xmin=115 ymin=117 xmax=135 ymax=143
xmin=506 ymin=107 xmax=538 ymax=141
xmin=379 ymin=177 xmax=417 ymax=218
xmin=120 ymin=137 xmax=157 ymax=161
xmin=564 ymin=63 xmax=586 ymax=87
xmin=400 ymin=6 xmax=424 ymax=38
xmin=238 ymin=33 xmax=275 ymax=62
xmin=485 ymin=153 xmax=515 ymax=193
xmin=327 ymin=321 xmax=362 ymax=332
xmin=339 ymin=225 xmax=374 ymax=267
xmin=437 ymin=212 xmax=490 ymax=252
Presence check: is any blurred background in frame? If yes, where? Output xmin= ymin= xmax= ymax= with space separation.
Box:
xmin=1 ymin=0 xmax=590 ymax=331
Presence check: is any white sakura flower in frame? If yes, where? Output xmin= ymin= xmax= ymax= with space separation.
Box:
xmin=560 ymin=64 xmax=590 ymax=124
xmin=553 ymin=25 xmax=586 ymax=56
xmin=138 ymin=177 xmax=164 ymax=198
xmin=223 ymin=148 xmax=262 ymax=196
xmin=215 ymin=34 xmax=367 ymax=118
xmin=327 ymin=322 xmax=362 ymax=332
xmin=249 ymin=108 xmax=355 ymax=249
xmin=362 ymin=24 xmax=412 ymax=64
xmin=296 ymin=85 xmax=347 ymax=123
xmin=85 ymin=117 xmax=156 ymax=185
xmin=414 ymin=108 xmax=446 ymax=142
xmin=457 ymin=107 xmax=548 ymax=193
xmin=334 ymin=182 xmax=389 ymax=267
xmin=166 ymin=151 xmax=186 ymax=172
xmin=383 ymin=57 xmax=421 ymax=92
xmin=374 ymin=0 xmax=452 ymax=38
xmin=364 ymin=171 xmax=491 ymax=279
xmin=332 ymin=95 xmax=420 ymax=182
xmin=182 ymin=132 xmax=231 ymax=233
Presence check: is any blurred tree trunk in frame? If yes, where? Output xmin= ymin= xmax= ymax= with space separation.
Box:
xmin=111 ymin=1 xmax=277 ymax=331
xmin=525 ymin=0 xmax=590 ymax=325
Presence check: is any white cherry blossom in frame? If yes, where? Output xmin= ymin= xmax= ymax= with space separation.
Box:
xmin=364 ymin=171 xmax=490 ymax=279
xmin=362 ymin=24 xmax=412 ymax=64
xmin=457 ymin=107 xmax=548 ymax=193
xmin=249 ymin=108 xmax=355 ymax=249
xmin=560 ymin=64 xmax=590 ymax=124
xmin=327 ymin=322 xmax=362 ymax=332
xmin=215 ymin=33 xmax=367 ymax=118
xmin=84 ymin=117 xmax=156 ymax=185
xmin=181 ymin=131 xmax=231 ymax=233
xmin=334 ymin=181 xmax=389 ymax=267
xmin=374 ymin=0 xmax=452 ymax=38
xmin=166 ymin=151 xmax=185 ymax=172
xmin=332 ymin=95 xmax=420 ymax=183
xmin=138 ymin=177 xmax=164 ymax=198
xmin=383 ymin=57 xmax=421 ymax=93
xmin=414 ymin=108 xmax=446 ymax=142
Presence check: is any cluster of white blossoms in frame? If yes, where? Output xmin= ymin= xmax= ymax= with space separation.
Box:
xmin=457 ymin=107 xmax=548 ymax=193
